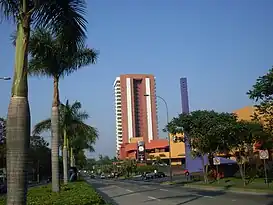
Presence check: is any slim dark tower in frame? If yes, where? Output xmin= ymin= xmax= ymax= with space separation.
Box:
xmin=180 ymin=77 xmax=205 ymax=173
xmin=180 ymin=78 xmax=189 ymax=114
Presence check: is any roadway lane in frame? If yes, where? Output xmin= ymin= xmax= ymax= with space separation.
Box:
xmin=86 ymin=178 xmax=273 ymax=205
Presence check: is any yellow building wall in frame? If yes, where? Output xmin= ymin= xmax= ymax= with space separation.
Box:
xmin=145 ymin=133 xmax=185 ymax=165
xmin=148 ymin=152 xmax=169 ymax=159
xmin=130 ymin=137 xmax=143 ymax=143
xmin=233 ymin=106 xmax=256 ymax=121
xmin=170 ymin=133 xmax=186 ymax=158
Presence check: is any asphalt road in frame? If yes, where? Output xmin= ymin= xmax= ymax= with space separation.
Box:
xmin=86 ymin=177 xmax=273 ymax=205
xmin=128 ymin=175 xmax=186 ymax=184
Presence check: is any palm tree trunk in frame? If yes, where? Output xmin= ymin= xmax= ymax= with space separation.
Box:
xmin=63 ymin=129 xmax=68 ymax=184
xmin=67 ymin=140 xmax=70 ymax=171
xmin=70 ymin=147 xmax=74 ymax=167
xmin=6 ymin=15 xmax=31 ymax=205
xmin=51 ymin=76 xmax=60 ymax=192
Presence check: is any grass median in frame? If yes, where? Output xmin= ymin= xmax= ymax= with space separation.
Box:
xmin=0 ymin=181 xmax=108 ymax=205
xmin=163 ymin=177 xmax=273 ymax=193
xmin=189 ymin=177 xmax=273 ymax=191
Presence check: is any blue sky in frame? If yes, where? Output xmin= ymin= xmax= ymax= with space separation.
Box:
xmin=0 ymin=0 xmax=272 ymax=158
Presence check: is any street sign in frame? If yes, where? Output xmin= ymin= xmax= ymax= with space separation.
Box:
xmin=213 ymin=157 xmax=220 ymax=165
xmin=259 ymin=150 xmax=269 ymax=160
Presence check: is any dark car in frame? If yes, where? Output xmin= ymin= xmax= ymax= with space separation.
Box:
xmin=114 ymin=172 xmax=121 ymax=178
xmin=0 ymin=182 xmax=6 ymax=194
xmin=144 ymin=172 xmax=155 ymax=180
xmin=47 ymin=176 xmax=52 ymax=183
xmin=155 ymin=172 xmax=166 ymax=178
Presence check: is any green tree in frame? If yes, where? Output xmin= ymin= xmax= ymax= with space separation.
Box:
xmin=230 ymin=120 xmax=268 ymax=186
xmin=70 ymin=121 xmax=98 ymax=166
xmin=33 ymin=100 xmax=98 ymax=184
xmin=29 ymin=136 xmax=51 ymax=183
xmin=97 ymin=155 xmax=113 ymax=165
xmin=167 ymin=110 xmax=239 ymax=183
xmin=28 ymin=28 xmax=97 ymax=187
xmin=75 ymin=150 xmax=87 ymax=169
xmin=122 ymin=159 xmax=136 ymax=177
xmin=247 ymin=67 xmax=273 ymax=138
xmin=1 ymin=0 xmax=90 ymax=201
xmin=0 ymin=118 xmax=6 ymax=168
xmin=0 ymin=119 xmax=51 ymax=182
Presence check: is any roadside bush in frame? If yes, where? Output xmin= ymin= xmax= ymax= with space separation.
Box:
xmin=135 ymin=165 xmax=156 ymax=174
xmin=0 ymin=181 xmax=106 ymax=205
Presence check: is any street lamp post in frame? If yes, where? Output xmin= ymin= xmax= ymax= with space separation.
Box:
xmin=144 ymin=94 xmax=172 ymax=181
xmin=0 ymin=77 xmax=11 ymax=80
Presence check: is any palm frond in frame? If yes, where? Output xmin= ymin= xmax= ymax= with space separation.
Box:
xmin=0 ymin=0 xmax=19 ymax=22
xmin=33 ymin=0 xmax=87 ymax=51
xmin=32 ymin=118 xmax=51 ymax=135
xmin=62 ymin=48 xmax=98 ymax=77
xmin=29 ymin=28 xmax=55 ymax=56
xmin=10 ymin=30 xmax=16 ymax=46
xmin=28 ymin=57 xmax=53 ymax=77
xmin=71 ymin=47 xmax=98 ymax=67
xmin=28 ymin=28 xmax=61 ymax=77
xmin=75 ymin=111 xmax=89 ymax=121
xmin=71 ymin=101 xmax=81 ymax=112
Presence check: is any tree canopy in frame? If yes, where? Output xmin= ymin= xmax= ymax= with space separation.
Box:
xmin=32 ymin=100 xmax=98 ymax=150
xmin=166 ymin=110 xmax=268 ymax=183
xmin=248 ymin=67 xmax=273 ymax=135
xmin=28 ymin=28 xmax=98 ymax=80
xmin=167 ymin=110 xmax=240 ymax=156
xmin=0 ymin=117 xmax=51 ymax=179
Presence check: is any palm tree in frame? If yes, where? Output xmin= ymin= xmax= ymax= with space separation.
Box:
xmin=28 ymin=28 xmax=97 ymax=187
xmin=33 ymin=100 xmax=98 ymax=184
xmin=1 ymin=0 xmax=89 ymax=202
xmin=70 ymin=123 xmax=98 ymax=167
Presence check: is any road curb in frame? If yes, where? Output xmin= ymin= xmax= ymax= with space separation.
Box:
xmin=183 ymin=184 xmax=273 ymax=196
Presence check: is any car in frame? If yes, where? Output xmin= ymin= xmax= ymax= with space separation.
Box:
xmin=0 ymin=181 xmax=7 ymax=194
xmin=144 ymin=172 xmax=155 ymax=180
xmin=114 ymin=172 xmax=121 ymax=178
xmin=100 ymin=174 xmax=105 ymax=179
xmin=47 ymin=176 xmax=52 ymax=183
xmin=90 ymin=174 xmax=95 ymax=179
xmin=155 ymin=172 xmax=166 ymax=178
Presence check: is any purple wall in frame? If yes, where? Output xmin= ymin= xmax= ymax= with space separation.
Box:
xmin=180 ymin=78 xmax=206 ymax=173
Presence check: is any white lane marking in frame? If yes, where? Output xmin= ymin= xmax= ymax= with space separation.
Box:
xmin=160 ymin=188 xmax=169 ymax=192
xmin=162 ymin=187 xmax=214 ymax=199
xmin=195 ymin=194 xmax=213 ymax=198
xmin=232 ymin=199 xmax=236 ymax=202
xmin=126 ymin=189 xmax=133 ymax=192
xmin=148 ymin=196 xmax=161 ymax=201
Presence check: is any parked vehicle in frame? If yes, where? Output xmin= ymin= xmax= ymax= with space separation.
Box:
xmin=47 ymin=176 xmax=52 ymax=183
xmin=144 ymin=172 xmax=155 ymax=180
xmin=155 ymin=172 xmax=166 ymax=178
xmin=100 ymin=174 xmax=105 ymax=179
xmin=0 ymin=178 xmax=7 ymax=194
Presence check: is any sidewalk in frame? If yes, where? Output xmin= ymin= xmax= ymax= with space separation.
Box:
xmin=180 ymin=183 xmax=273 ymax=196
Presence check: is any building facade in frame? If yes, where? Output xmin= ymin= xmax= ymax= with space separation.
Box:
xmin=114 ymin=74 xmax=159 ymax=157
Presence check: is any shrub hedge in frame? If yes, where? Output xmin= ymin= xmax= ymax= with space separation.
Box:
xmin=0 ymin=181 xmax=107 ymax=205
